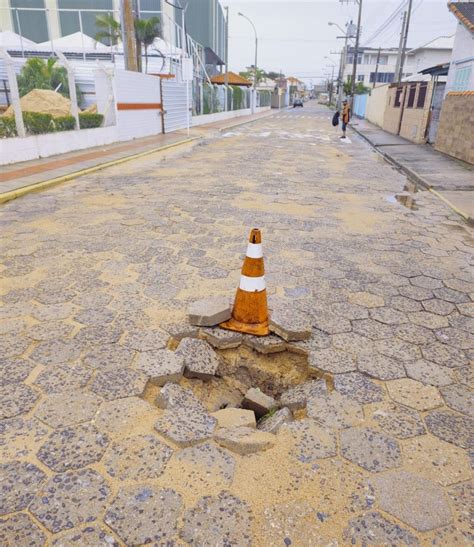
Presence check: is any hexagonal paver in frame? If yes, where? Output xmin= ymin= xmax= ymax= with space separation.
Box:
xmin=371 ymin=470 xmax=452 ymax=531
xmin=352 ymin=318 xmax=394 ymax=340
xmin=334 ymin=372 xmax=384 ymax=404
xmin=0 ymin=416 xmax=49 ymax=461
xmin=0 ymin=383 xmax=40 ymax=420
xmin=425 ymin=409 xmax=474 ymax=449
xmin=82 ymin=344 xmax=135 ymax=370
xmin=136 ymin=349 xmax=185 ymax=385
xmin=0 ymin=357 xmax=36 ymax=386
xmin=0 ymin=461 xmax=47 ymax=514
xmin=331 ymin=301 xmax=369 ymax=320
xmin=399 ymin=285 xmax=434 ymax=301
xmin=456 ymin=302 xmax=474 ymax=317
xmin=404 ymin=359 xmax=454 ymax=387
xmin=0 ymin=333 xmax=31 ymax=358
xmin=341 ymin=427 xmax=401 ymax=472
xmin=181 ymin=491 xmax=252 ymax=546
xmin=155 ymin=406 xmax=217 ymax=447
xmin=369 ymin=307 xmax=408 ymax=325
xmin=34 ymin=364 xmax=92 ymax=394
xmin=422 ymin=299 xmax=455 ymax=316
xmin=371 ymin=403 xmax=425 ymax=439
xmin=74 ymin=326 xmax=122 ymax=347
xmin=374 ymin=339 xmax=421 ymax=362
xmin=309 ymin=348 xmax=357 ymax=374
xmin=29 ymin=468 xmax=110 ymax=533
xmin=343 ymin=512 xmax=419 ymax=546
xmin=312 ymin=312 xmax=352 ymax=335
xmin=30 ymin=339 xmax=83 ymax=366
xmin=410 ymin=275 xmax=443 ymax=289
xmin=280 ymin=419 xmax=337 ymax=463
xmin=390 ymin=295 xmax=423 ymax=313
xmin=35 ymin=390 xmax=102 ymax=428
xmin=279 ymin=379 xmax=327 ymax=410
xmin=421 ymin=342 xmax=468 ymax=367
xmin=395 ymin=323 xmax=435 ymax=345
xmin=51 ymin=526 xmax=119 ymax=546
xmin=156 ymin=382 xmax=206 ymax=411
xmin=269 ymin=307 xmax=312 ymax=341
xmin=348 ymin=292 xmax=384 ymax=308
xmin=27 ymin=321 xmax=74 ymax=341
xmin=104 ymin=434 xmax=173 ymax=481
xmin=435 ymin=327 xmax=473 ymax=350
xmin=307 ymin=391 xmax=364 ymax=429
xmin=455 ymin=365 xmax=474 ymax=389
xmin=90 ymin=369 xmax=148 ymax=400
xmin=409 ymin=311 xmax=450 ymax=330
xmin=175 ymin=443 xmax=236 ymax=485
xmin=175 ymin=337 xmax=220 ymax=379
xmin=440 ymin=384 xmax=473 ymax=418
xmin=187 ymin=296 xmax=231 ymax=326
xmin=386 ymin=378 xmax=443 ymax=411
xmin=104 ymin=486 xmax=182 ymax=545
xmin=94 ymin=397 xmax=158 ymax=439
xmin=37 ymin=423 xmax=109 ymax=472
xmin=0 ymin=513 xmax=46 ymax=546
xmin=331 ymin=332 xmax=376 ymax=359
xmin=215 ymin=426 xmax=275 ymax=455
xmin=74 ymin=307 xmax=117 ymax=326
xmin=404 ymin=435 xmax=471 ymax=486
xmin=243 ymin=333 xmax=287 ymax=354
xmin=357 ymin=354 xmax=406 ymax=380
xmin=201 ymin=327 xmax=243 ymax=349
xmin=122 ymin=328 xmax=169 ymax=351
xmin=433 ymin=287 xmax=469 ymax=304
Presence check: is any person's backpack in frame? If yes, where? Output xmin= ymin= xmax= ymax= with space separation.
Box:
xmin=332 ymin=111 xmax=340 ymax=127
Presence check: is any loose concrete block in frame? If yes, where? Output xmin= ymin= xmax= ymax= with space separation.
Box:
xmin=214 ymin=426 xmax=275 ymax=455
xmin=258 ymin=407 xmax=293 ymax=433
xmin=187 ymin=297 xmax=231 ymax=327
xmin=136 ymin=349 xmax=185 ymax=386
xmin=269 ymin=308 xmax=312 ymax=341
xmin=201 ymin=327 xmax=243 ymax=349
xmin=242 ymin=388 xmax=277 ymax=418
xmin=176 ymin=338 xmax=220 ymax=380
xmin=211 ymin=408 xmax=256 ymax=429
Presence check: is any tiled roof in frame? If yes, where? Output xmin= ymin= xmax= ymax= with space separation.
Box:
xmin=210 ymin=71 xmax=252 ymax=86
xmin=449 ymin=2 xmax=474 ymax=31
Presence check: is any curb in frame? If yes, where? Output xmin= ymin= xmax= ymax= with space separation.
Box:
xmin=350 ymin=125 xmax=473 ymax=225
xmin=0 ymin=136 xmax=200 ymax=205
xmin=217 ymin=110 xmax=274 ymax=132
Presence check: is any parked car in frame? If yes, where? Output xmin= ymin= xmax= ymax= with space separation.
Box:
xmin=293 ymin=99 xmax=303 ymax=108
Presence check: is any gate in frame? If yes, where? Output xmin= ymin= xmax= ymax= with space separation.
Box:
xmin=427 ymin=81 xmax=446 ymax=144
xmin=161 ymin=77 xmax=190 ymax=133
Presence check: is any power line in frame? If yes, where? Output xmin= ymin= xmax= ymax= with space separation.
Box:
xmin=363 ymin=0 xmax=407 ymax=45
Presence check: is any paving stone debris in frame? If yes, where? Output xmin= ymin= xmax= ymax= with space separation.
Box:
xmin=269 ymin=307 xmax=312 ymax=341
xmin=136 ymin=348 xmax=185 ymax=385
xmin=242 ymin=387 xmax=277 ymax=418
xmin=187 ymin=296 xmax=232 ymax=326
xmin=201 ymin=326 xmax=243 ymax=349
xmin=258 ymin=407 xmax=293 ymax=433
xmin=280 ymin=379 xmax=327 ymax=410
xmin=211 ymin=408 xmax=257 ymax=429
xmin=176 ymin=337 xmax=220 ymax=379
xmin=215 ymin=426 xmax=275 ymax=455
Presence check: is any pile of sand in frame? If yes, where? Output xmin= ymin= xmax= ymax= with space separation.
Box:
xmin=83 ymin=103 xmax=97 ymax=114
xmin=3 ymin=89 xmax=71 ymax=118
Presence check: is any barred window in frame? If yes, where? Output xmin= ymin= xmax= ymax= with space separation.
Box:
xmin=406 ymin=84 xmax=417 ymax=108
xmin=416 ymin=83 xmax=428 ymax=108
xmin=394 ymin=87 xmax=403 ymax=107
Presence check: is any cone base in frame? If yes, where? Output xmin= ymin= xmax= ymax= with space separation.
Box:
xmin=219 ymin=317 xmax=270 ymax=336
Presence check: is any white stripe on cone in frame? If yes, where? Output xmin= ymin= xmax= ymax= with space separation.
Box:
xmin=246 ymin=243 xmax=263 ymax=259
xmin=239 ymin=274 xmax=266 ymax=292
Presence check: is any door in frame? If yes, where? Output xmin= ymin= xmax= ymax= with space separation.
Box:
xmin=427 ymin=82 xmax=446 ymax=144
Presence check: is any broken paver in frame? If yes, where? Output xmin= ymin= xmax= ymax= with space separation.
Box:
xmin=181 ymin=491 xmax=252 ymax=546
xmin=269 ymin=307 xmax=312 ymax=341
xmin=176 ymin=337 xmax=220 ymax=379
xmin=243 ymin=333 xmax=287 ymax=354
xmin=280 ymin=379 xmax=327 ymax=410
xmin=201 ymin=326 xmax=243 ymax=349
xmin=136 ymin=349 xmax=185 ymax=385
xmin=258 ymin=407 xmax=293 ymax=434
xmin=242 ymin=387 xmax=277 ymax=418
xmin=341 ymin=427 xmax=402 ymax=472
xmin=211 ymin=408 xmax=256 ymax=429
xmin=307 ymin=391 xmax=364 ymax=429
xmin=371 ymin=470 xmax=452 ymax=531
xmin=104 ymin=486 xmax=182 ymax=545
xmin=386 ymin=378 xmax=443 ymax=411
xmin=156 ymin=382 xmax=206 ymax=412
xmin=215 ymin=426 xmax=275 ymax=455
xmin=187 ymin=296 xmax=231 ymax=326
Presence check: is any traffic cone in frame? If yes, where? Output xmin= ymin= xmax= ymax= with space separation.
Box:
xmin=220 ymin=228 xmax=270 ymax=336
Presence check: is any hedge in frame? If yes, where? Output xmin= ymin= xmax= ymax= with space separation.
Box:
xmin=0 ymin=116 xmax=17 ymax=138
xmin=54 ymin=115 xmax=76 ymax=132
xmin=79 ymin=112 xmax=103 ymax=129
xmin=23 ymin=112 xmax=55 ymax=135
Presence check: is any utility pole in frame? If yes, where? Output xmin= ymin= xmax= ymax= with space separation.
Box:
xmin=394 ymin=10 xmax=407 ymax=83
xmin=373 ymin=46 xmax=381 ymax=88
xmin=398 ymin=0 xmax=413 ymax=82
xmin=121 ymin=0 xmax=138 ymax=71
xmin=224 ymin=6 xmax=229 ymax=111
xmin=350 ymin=0 xmax=362 ymax=108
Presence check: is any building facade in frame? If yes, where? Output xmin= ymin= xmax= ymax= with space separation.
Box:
xmin=445 ymin=2 xmax=474 ymax=93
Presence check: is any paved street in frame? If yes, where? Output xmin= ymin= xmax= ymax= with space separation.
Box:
xmin=1 ymin=102 xmax=473 ymax=545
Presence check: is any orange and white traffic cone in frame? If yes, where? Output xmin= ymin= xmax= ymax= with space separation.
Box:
xmin=220 ymin=228 xmax=270 ymax=336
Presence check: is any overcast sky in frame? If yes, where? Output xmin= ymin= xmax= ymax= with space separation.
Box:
xmin=223 ymin=0 xmax=457 ymax=83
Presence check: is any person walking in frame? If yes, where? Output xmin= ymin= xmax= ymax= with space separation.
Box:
xmin=340 ymin=99 xmax=351 ymax=139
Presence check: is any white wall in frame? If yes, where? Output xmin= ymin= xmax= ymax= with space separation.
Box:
xmin=446 ymin=23 xmax=474 ymax=93
xmin=409 ymin=48 xmax=453 ymax=73
xmin=191 ymin=106 xmax=270 ymax=127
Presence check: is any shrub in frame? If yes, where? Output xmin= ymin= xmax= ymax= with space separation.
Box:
xmin=54 ymin=115 xmax=76 ymax=132
xmin=0 ymin=116 xmax=17 ymax=138
xmin=79 ymin=112 xmax=104 ymax=129
xmin=23 ymin=112 xmax=54 ymax=134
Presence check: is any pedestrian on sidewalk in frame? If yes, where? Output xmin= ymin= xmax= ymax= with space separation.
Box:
xmin=340 ymin=100 xmax=351 ymax=139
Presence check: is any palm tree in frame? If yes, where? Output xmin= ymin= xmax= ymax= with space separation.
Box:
xmin=94 ymin=13 xmax=121 ymax=47
xmin=134 ymin=16 xmax=161 ymax=73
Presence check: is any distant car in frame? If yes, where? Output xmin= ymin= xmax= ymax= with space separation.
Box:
xmin=293 ymin=99 xmax=303 ymax=108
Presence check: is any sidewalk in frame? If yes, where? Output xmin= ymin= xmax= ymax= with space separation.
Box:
xmin=0 ymin=109 xmax=274 ymax=204
xmin=350 ymin=118 xmax=474 ymax=224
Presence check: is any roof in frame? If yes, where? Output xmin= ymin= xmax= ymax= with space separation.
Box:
xmin=420 ymin=62 xmax=450 ymax=76
xmin=38 ymin=32 xmax=108 ymax=51
xmin=204 ymin=47 xmax=224 ymax=66
xmin=210 ymin=71 xmax=252 ymax=86
xmin=449 ymin=2 xmax=474 ymax=31
xmin=286 ymin=76 xmax=303 ymax=85
xmin=408 ymin=35 xmax=454 ymax=53
xmin=0 ymin=30 xmax=37 ymax=49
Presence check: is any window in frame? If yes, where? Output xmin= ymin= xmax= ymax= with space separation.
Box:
xmin=58 ymin=0 xmax=114 ymax=42
xmin=11 ymin=0 xmax=48 ymax=43
xmin=406 ymin=84 xmax=417 ymax=108
xmin=394 ymin=87 xmax=403 ymax=107
xmin=453 ymin=66 xmax=472 ymax=92
xmin=417 ymin=82 xmax=428 ymax=108
xmin=370 ymin=72 xmax=395 ymax=83
xmin=357 ymin=75 xmax=364 ymax=82
xmin=378 ymin=55 xmax=388 ymax=66
xmin=346 ymin=54 xmax=362 ymax=65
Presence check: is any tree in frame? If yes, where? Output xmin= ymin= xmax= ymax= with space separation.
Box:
xmin=266 ymin=71 xmax=283 ymax=80
xmin=239 ymin=67 xmax=265 ymax=85
xmin=17 ymin=57 xmax=82 ymax=104
xmin=94 ymin=13 xmax=121 ymax=46
xmin=134 ymin=16 xmax=161 ymax=73
xmin=343 ymin=77 xmax=370 ymax=96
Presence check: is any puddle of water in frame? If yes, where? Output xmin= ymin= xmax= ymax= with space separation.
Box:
xmin=396 ymin=193 xmax=418 ymax=210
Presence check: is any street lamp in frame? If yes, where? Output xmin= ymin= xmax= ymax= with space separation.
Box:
xmin=238 ymin=11 xmax=258 ymax=113
xmin=328 ymin=21 xmax=355 ymax=109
